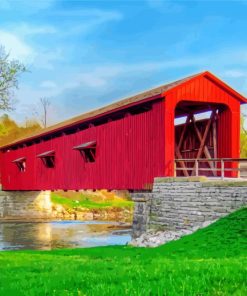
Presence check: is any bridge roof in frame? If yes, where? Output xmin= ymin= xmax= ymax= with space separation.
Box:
xmin=1 ymin=71 xmax=246 ymax=149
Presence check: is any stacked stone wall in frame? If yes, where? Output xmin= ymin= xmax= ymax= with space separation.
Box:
xmin=0 ymin=191 xmax=52 ymax=220
xmin=132 ymin=177 xmax=247 ymax=237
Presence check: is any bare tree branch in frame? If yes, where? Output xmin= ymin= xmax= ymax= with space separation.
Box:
xmin=32 ymin=97 xmax=51 ymax=128
xmin=40 ymin=97 xmax=51 ymax=128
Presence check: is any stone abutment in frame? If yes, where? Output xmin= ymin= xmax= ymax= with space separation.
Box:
xmin=0 ymin=191 xmax=52 ymax=220
xmin=132 ymin=177 xmax=247 ymax=238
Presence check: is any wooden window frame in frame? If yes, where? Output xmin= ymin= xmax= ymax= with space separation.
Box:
xmin=37 ymin=150 xmax=55 ymax=168
xmin=73 ymin=141 xmax=97 ymax=163
xmin=12 ymin=157 xmax=26 ymax=172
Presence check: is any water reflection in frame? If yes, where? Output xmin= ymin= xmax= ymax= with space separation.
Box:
xmin=0 ymin=221 xmax=131 ymax=251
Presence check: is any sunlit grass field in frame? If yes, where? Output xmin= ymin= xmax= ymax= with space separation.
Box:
xmin=51 ymin=190 xmax=133 ymax=209
xmin=0 ymin=208 xmax=246 ymax=295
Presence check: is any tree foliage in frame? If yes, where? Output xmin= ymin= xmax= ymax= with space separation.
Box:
xmin=0 ymin=114 xmax=41 ymax=146
xmin=0 ymin=46 xmax=26 ymax=111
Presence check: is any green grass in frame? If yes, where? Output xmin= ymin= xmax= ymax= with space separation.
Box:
xmin=51 ymin=192 xmax=133 ymax=210
xmin=0 ymin=208 xmax=246 ymax=295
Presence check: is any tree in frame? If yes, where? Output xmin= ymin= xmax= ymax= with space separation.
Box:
xmin=0 ymin=46 xmax=26 ymax=111
xmin=32 ymin=97 xmax=51 ymax=128
xmin=40 ymin=97 xmax=51 ymax=128
xmin=0 ymin=114 xmax=41 ymax=146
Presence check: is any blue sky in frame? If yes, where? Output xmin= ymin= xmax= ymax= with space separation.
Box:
xmin=0 ymin=0 xmax=247 ymax=125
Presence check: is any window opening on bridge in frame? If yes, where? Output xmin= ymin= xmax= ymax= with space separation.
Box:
xmin=73 ymin=141 xmax=96 ymax=163
xmin=37 ymin=150 xmax=55 ymax=168
xmin=12 ymin=157 xmax=26 ymax=172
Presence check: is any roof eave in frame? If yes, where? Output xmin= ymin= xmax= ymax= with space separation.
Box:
xmin=162 ymin=71 xmax=247 ymax=104
xmin=204 ymin=71 xmax=247 ymax=104
xmin=0 ymin=94 xmax=163 ymax=150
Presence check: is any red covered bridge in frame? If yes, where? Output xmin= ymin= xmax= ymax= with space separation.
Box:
xmin=0 ymin=71 xmax=246 ymax=191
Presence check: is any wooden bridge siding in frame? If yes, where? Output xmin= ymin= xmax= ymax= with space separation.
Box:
xmin=1 ymin=99 xmax=165 ymax=191
xmin=163 ymin=74 xmax=241 ymax=176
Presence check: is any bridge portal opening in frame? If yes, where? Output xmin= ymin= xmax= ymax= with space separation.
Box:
xmin=174 ymin=101 xmax=228 ymax=177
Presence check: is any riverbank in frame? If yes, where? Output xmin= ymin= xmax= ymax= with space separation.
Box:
xmin=0 ymin=189 xmax=133 ymax=222
xmin=0 ymin=208 xmax=246 ymax=295
xmin=50 ymin=190 xmax=133 ymax=222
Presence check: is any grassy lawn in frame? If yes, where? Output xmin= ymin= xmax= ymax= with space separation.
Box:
xmin=0 ymin=208 xmax=246 ymax=295
xmin=51 ymin=191 xmax=133 ymax=210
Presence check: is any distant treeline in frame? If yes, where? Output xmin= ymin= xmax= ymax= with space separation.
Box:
xmin=0 ymin=114 xmax=41 ymax=146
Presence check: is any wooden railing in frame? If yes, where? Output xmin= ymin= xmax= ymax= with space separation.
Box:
xmin=175 ymin=158 xmax=247 ymax=179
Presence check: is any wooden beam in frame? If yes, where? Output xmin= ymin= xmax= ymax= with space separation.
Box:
xmin=192 ymin=113 xmax=216 ymax=176
xmin=213 ymin=115 xmax=217 ymax=158
xmin=195 ymin=111 xmax=213 ymax=160
xmin=175 ymin=145 xmax=189 ymax=177
xmin=178 ymin=115 xmax=191 ymax=150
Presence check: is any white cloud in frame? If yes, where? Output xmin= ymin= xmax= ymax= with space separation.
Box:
xmin=40 ymin=81 xmax=58 ymax=89
xmin=0 ymin=7 xmax=122 ymax=66
xmin=55 ymin=8 xmax=122 ymax=20
xmin=55 ymin=9 xmax=123 ymax=37
xmin=16 ymin=23 xmax=57 ymax=36
xmin=76 ymin=73 xmax=107 ymax=88
xmin=0 ymin=29 xmax=35 ymax=62
xmin=0 ymin=26 xmax=63 ymax=68
xmin=34 ymin=48 xmax=64 ymax=70
xmin=210 ymin=48 xmax=247 ymax=66
xmin=63 ymin=58 xmax=205 ymax=91
xmin=223 ymin=70 xmax=247 ymax=78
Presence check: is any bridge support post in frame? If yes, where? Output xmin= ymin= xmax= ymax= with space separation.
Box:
xmin=131 ymin=193 xmax=152 ymax=238
xmin=0 ymin=191 xmax=52 ymax=220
